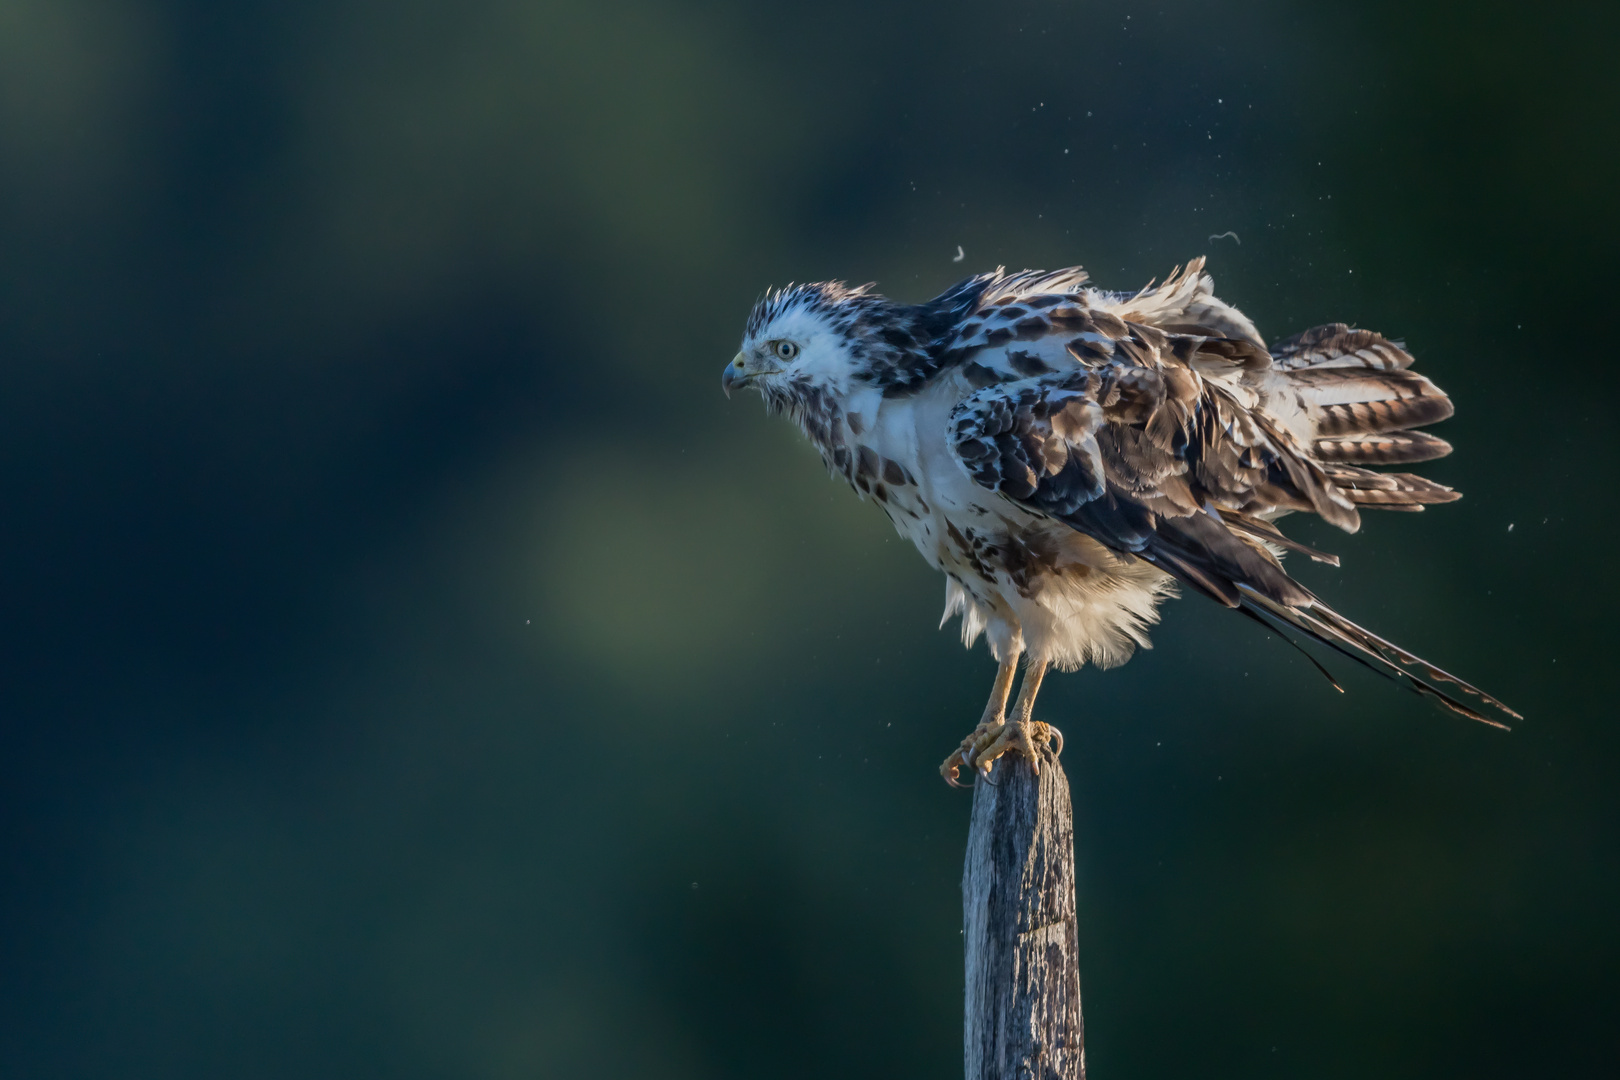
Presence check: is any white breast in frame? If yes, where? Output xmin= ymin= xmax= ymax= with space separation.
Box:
xmin=849 ymin=378 xmax=985 ymax=565
xmin=842 ymin=366 xmax=1177 ymax=673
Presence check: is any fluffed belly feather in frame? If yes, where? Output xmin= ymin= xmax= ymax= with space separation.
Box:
xmin=875 ymin=429 xmax=1178 ymax=672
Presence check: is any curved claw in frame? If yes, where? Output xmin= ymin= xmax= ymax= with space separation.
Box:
xmin=942 ymin=717 xmax=1069 ymax=789
xmin=941 ymin=749 xmax=976 ymax=788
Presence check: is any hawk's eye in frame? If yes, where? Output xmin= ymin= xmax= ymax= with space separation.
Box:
xmin=773 ymin=340 xmax=799 ymax=361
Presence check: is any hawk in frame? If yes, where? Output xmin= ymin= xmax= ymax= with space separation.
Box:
xmin=723 ymin=258 xmax=1516 ymax=785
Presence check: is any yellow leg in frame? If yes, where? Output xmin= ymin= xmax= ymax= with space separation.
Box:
xmin=943 ymin=658 xmax=1062 ymax=785
xmin=940 ymin=655 xmax=1019 ymax=787
xmin=1010 ymin=657 xmax=1048 ymax=724
xmin=982 ymin=654 xmax=1019 ymax=724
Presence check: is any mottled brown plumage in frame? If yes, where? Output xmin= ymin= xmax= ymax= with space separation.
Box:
xmin=725 ymin=256 xmax=1517 ymax=784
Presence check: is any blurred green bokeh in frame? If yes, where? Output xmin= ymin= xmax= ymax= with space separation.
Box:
xmin=1 ymin=2 xmax=1616 ymax=1077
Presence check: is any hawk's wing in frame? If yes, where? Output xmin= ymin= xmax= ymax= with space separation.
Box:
xmin=939 ymin=258 xmax=1465 ymax=535
xmin=945 ymin=326 xmax=1518 ymax=726
xmin=939 ymin=256 xmax=1262 ymax=361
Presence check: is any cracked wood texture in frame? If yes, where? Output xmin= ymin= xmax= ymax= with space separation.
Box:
xmin=963 ymin=751 xmax=1084 ymax=1080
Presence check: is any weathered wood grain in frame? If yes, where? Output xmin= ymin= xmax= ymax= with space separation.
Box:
xmin=963 ymin=750 xmax=1084 ymax=1080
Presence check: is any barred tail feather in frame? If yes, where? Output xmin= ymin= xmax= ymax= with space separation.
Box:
xmin=1267 ymin=322 xmax=1462 ymax=518
xmin=1314 ymin=431 xmax=1453 ymax=465
xmin=1320 ymin=464 xmax=1462 ymax=508
xmin=1270 ymin=323 xmax=1415 ymax=372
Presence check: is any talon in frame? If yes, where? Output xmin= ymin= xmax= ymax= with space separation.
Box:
xmin=941 ymin=715 xmax=1064 ymax=788
xmin=941 ymin=748 xmax=977 ymax=788
xmin=941 ymin=658 xmax=1062 ymax=788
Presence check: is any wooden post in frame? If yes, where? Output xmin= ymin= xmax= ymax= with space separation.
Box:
xmin=963 ymin=749 xmax=1085 ymax=1080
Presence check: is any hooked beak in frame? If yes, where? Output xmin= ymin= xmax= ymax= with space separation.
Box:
xmin=721 ymin=351 xmax=751 ymax=398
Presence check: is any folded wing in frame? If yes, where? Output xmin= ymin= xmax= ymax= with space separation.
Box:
xmin=945 ymin=309 xmax=1516 ymax=726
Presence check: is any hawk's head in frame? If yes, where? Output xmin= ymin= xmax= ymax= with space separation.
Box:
xmin=723 ymin=281 xmax=883 ymax=413
xmin=725 ymin=274 xmax=994 ymax=417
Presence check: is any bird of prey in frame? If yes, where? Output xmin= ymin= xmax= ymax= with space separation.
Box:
xmin=722 ymin=258 xmax=1517 ymax=785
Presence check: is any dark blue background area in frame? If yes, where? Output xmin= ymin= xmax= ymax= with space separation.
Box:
xmin=1 ymin=2 xmax=1615 ymax=1076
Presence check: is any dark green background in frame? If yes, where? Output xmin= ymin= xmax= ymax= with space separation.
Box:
xmin=2 ymin=1 xmax=1615 ymax=1076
